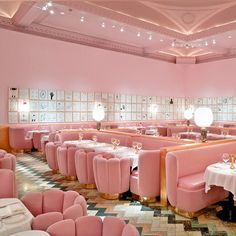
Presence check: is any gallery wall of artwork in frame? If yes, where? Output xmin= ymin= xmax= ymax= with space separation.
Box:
xmin=8 ymin=87 xmax=186 ymax=124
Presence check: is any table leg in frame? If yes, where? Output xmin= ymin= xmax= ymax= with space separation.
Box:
xmin=217 ymin=192 xmax=236 ymax=222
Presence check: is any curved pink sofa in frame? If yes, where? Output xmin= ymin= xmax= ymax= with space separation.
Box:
xmin=45 ymin=142 xmax=61 ymax=172
xmin=0 ymin=169 xmax=16 ymax=198
xmin=9 ymin=127 xmax=33 ymax=150
xmin=75 ymin=149 xmax=100 ymax=188
xmin=47 ymin=216 xmax=139 ymax=236
xmin=21 ymin=189 xmax=87 ymax=231
xmin=130 ymin=150 xmax=160 ymax=201
xmin=93 ymin=154 xmax=130 ymax=199
xmin=165 ymin=142 xmax=234 ymax=214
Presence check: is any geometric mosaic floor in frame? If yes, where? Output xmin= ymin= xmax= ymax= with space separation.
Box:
xmin=15 ymin=153 xmax=236 ymax=236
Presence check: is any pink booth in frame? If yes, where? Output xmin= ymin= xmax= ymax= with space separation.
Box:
xmin=165 ymin=142 xmax=236 ymax=216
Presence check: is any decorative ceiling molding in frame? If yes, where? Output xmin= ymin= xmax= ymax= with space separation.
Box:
xmin=0 ymin=15 xmax=175 ymax=64
xmin=1 ymin=1 xmax=236 ymax=64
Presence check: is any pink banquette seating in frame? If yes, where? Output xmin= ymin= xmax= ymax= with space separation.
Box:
xmin=21 ymin=189 xmax=87 ymax=231
xmin=0 ymin=169 xmax=16 ymax=198
xmin=0 ymin=150 xmax=16 ymax=171
xmin=9 ymin=127 xmax=33 ymax=150
xmin=47 ymin=216 xmax=139 ymax=236
xmin=93 ymin=154 xmax=130 ymax=199
xmin=130 ymin=150 xmax=160 ymax=201
xmin=165 ymin=142 xmax=235 ymax=214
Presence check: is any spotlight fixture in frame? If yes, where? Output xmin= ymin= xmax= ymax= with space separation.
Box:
xmin=47 ymin=1 xmax=52 ymax=7
xmin=80 ymin=16 xmax=84 ymax=22
xmin=149 ymin=35 xmax=152 ymax=40
xmin=120 ymin=27 xmax=124 ymax=32
xmin=101 ymin=22 xmax=105 ymax=28
xmin=137 ymin=32 xmax=141 ymax=37
xmin=205 ymin=41 xmax=208 ymax=46
xmin=212 ymin=39 xmax=216 ymax=44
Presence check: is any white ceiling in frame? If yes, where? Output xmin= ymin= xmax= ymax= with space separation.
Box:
xmin=0 ymin=0 xmax=236 ymax=63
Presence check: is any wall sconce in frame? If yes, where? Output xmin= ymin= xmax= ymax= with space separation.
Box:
xmin=194 ymin=107 xmax=213 ymax=142
xmin=184 ymin=108 xmax=193 ymax=126
xmin=92 ymin=103 xmax=105 ymax=130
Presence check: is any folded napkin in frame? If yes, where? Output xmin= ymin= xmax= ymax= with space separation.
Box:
xmin=0 ymin=203 xmax=25 ymax=219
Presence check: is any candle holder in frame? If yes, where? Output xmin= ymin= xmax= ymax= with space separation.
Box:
xmin=230 ymin=154 xmax=235 ymax=169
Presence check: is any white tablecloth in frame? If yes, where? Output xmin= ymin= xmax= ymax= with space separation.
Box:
xmin=27 ymin=130 xmax=49 ymax=139
xmin=204 ymin=162 xmax=236 ymax=200
xmin=64 ymin=140 xmax=139 ymax=169
xmin=10 ymin=230 xmax=50 ymax=236
xmin=0 ymin=198 xmax=33 ymax=236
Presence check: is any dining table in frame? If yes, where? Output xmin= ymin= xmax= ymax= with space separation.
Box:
xmin=204 ymin=162 xmax=236 ymax=222
xmin=63 ymin=140 xmax=139 ymax=169
xmin=0 ymin=198 xmax=34 ymax=236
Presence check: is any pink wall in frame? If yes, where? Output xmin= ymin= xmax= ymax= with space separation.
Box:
xmin=184 ymin=59 xmax=236 ymax=97
xmin=0 ymin=28 xmax=185 ymax=124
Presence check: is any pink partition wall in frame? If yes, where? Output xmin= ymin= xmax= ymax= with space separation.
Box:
xmin=184 ymin=59 xmax=236 ymax=97
xmin=0 ymin=28 xmax=185 ymax=124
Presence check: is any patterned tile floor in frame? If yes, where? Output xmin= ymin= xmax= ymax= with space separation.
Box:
xmin=15 ymin=153 xmax=236 ymax=236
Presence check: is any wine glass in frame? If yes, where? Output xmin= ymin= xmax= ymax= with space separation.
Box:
xmin=79 ymin=133 xmax=83 ymax=141
xmin=222 ymin=153 xmax=230 ymax=164
xmin=111 ymin=138 xmax=116 ymax=149
xmin=92 ymin=135 xmax=97 ymax=144
xmin=132 ymin=141 xmax=138 ymax=152
xmin=115 ymin=139 xmax=120 ymax=147
xmin=136 ymin=142 xmax=142 ymax=152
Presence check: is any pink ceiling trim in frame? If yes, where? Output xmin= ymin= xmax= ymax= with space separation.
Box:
xmin=0 ymin=15 xmax=175 ymax=63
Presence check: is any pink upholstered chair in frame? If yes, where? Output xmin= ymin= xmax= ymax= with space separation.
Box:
xmin=33 ymin=131 xmax=50 ymax=150
xmin=0 ymin=169 xmax=16 ymax=198
xmin=47 ymin=216 xmax=139 ymax=236
xmin=0 ymin=152 xmax=16 ymax=171
xmin=21 ymin=189 xmax=87 ymax=231
xmin=130 ymin=150 xmax=160 ymax=202
xmin=45 ymin=142 xmax=61 ymax=173
xmin=57 ymin=145 xmax=78 ymax=180
xmin=9 ymin=127 xmax=33 ymax=151
xmin=93 ymin=154 xmax=130 ymax=199
xmin=75 ymin=149 xmax=99 ymax=189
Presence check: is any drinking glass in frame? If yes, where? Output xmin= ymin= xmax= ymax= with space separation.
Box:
xmin=136 ymin=142 xmax=142 ymax=152
xmin=79 ymin=133 xmax=83 ymax=141
xmin=222 ymin=153 xmax=230 ymax=164
xmin=111 ymin=138 xmax=117 ymax=149
xmin=115 ymin=139 xmax=120 ymax=147
xmin=132 ymin=141 xmax=138 ymax=152
xmin=92 ymin=135 xmax=97 ymax=143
